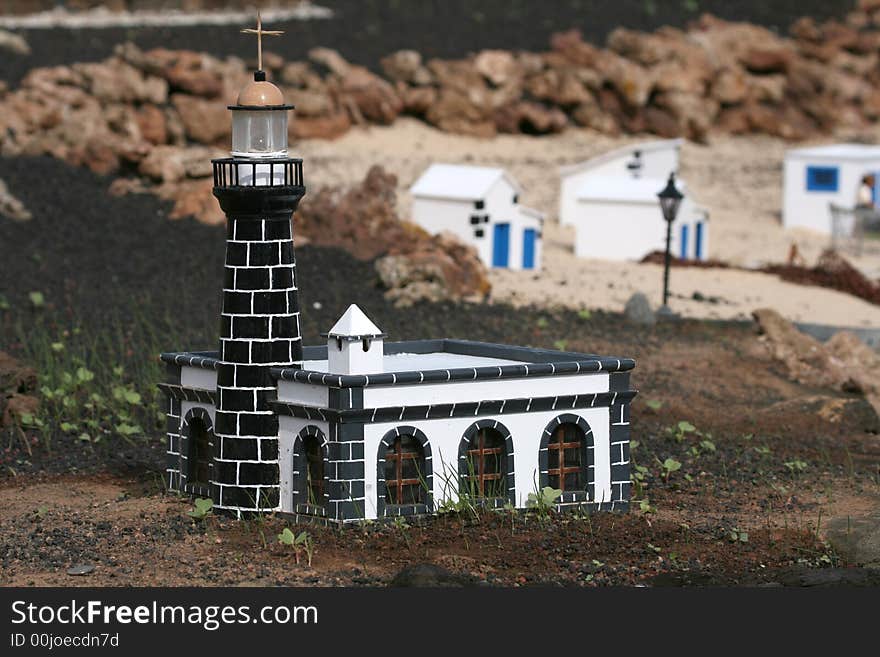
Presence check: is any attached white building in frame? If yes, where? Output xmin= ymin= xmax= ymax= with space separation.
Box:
xmin=410 ymin=163 xmax=544 ymax=270
xmin=783 ymin=143 xmax=880 ymax=235
xmin=559 ymin=139 xmax=710 ymax=261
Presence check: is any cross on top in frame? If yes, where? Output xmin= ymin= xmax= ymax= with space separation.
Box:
xmin=241 ymin=11 xmax=284 ymax=71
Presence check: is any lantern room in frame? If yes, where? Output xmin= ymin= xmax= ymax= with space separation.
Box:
xmin=229 ymin=71 xmax=293 ymax=159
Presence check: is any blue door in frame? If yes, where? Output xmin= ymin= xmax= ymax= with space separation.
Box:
xmin=695 ymin=222 xmax=704 ymax=260
xmin=492 ymin=223 xmax=510 ymax=267
xmin=680 ymin=224 xmax=689 ymax=260
xmin=873 ymin=171 xmax=880 ymax=205
xmin=522 ymin=228 xmax=536 ymax=269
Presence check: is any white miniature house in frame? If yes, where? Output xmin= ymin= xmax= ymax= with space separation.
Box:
xmin=559 ymin=139 xmax=710 ymax=261
xmin=783 ymin=143 xmax=880 ymax=235
xmin=409 ymin=163 xmax=544 ymax=271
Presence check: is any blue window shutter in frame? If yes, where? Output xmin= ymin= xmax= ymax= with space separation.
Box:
xmin=806 ymin=166 xmax=839 ymax=192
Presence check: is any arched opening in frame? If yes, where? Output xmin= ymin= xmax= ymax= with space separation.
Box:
xmin=547 ymin=422 xmax=586 ymax=493
xmin=384 ymin=434 xmax=427 ymax=506
xmin=462 ymin=427 xmax=506 ymax=499
xmin=188 ymin=417 xmax=211 ymax=488
xmin=303 ymin=434 xmax=325 ymax=506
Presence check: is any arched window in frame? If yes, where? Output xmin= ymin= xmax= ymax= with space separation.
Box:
xmin=303 ymin=434 xmax=324 ymax=506
xmin=384 ymin=434 xmax=426 ymax=506
xmin=293 ymin=426 xmax=329 ymax=512
xmin=188 ymin=417 xmax=211 ymax=487
xmin=547 ymin=422 xmax=586 ymax=493
xmin=463 ymin=427 xmax=506 ymax=499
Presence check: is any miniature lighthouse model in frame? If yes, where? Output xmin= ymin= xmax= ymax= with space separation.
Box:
xmin=160 ymin=17 xmax=637 ymax=522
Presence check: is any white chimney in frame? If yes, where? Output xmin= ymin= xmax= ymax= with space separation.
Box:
xmin=324 ymin=305 xmax=386 ymax=375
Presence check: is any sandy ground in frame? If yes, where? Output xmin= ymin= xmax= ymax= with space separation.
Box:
xmin=295 ymin=119 xmax=880 ymax=327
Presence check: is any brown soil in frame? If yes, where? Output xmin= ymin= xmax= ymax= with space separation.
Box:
xmin=2 ymin=321 xmax=879 ymax=587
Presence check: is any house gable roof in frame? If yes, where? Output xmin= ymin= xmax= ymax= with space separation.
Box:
xmin=410 ymin=163 xmax=523 ymax=201
xmin=559 ymin=138 xmax=683 ymax=178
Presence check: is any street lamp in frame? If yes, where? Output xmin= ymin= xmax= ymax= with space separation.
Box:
xmin=657 ymin=172 xmax=684 ymax=315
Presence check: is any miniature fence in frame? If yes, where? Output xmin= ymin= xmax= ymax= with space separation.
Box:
xmin=829 ymin=202 xmax=880 ymax=256
xmin=212 ymin=157 xmax=304 ymax=188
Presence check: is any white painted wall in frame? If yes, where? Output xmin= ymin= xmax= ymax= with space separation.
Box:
xmin=276 ymin=380 xmax=329 ymax=407
xmin=362 ymin=373 xmax=609 ymax=408
xmin=361 ymin=407 xmax=611 ymax=520
xmin=278 ymin=416 xmax=329 ymax=513
xmin=180 ymin=401 xmax=216 ymax=424
xmin=180 ymin=367 xmax=217 ymax=390
xmin=328 ymin=337 xmax=384 ymax=374
xmin=572 ymin=196 xmax=709 ymax=261
xmin=411 ymin=176 xmax=542 ymax=271
xmin=782 ymin=156 xmax=880 ymax=234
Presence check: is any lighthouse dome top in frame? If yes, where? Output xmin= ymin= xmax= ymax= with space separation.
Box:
xmin=237 ymin=73 xmax=285 ymax=108
xmin=231 ymin=71 xmax=293 ymax=110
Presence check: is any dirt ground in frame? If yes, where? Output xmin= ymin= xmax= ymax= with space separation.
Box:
xmin=2 ymin=318 xmax=879 ymax=587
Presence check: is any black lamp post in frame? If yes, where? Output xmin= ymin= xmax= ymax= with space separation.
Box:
xmin=657 ymin=172 xmax=684 ymax=315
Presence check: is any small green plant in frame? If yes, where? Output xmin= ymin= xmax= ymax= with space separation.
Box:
xmin=727 ymin=527 xmax=749 ymax=543
xmin=35 ymin=506 xmax=49 ymax=519
xmin=526 ymin=485 xmax=562 ymax=517
xmin=577 ymin=309 xmax=592 ymax=320
xmin=645 ymin=399 xmax=663 ymax=411
xmin=784 ymin=459 xmax=808 ymax=478
xmin=660 ymin=458 xmax=682 ymax=483
xmin=28 ymin=291 xmax=45 ymax=308
xmin=553 ymin=339 xmax=568 ymax=351
xmin=536 ymin=317 xmax=548 ymax=329
xmin=669 ymin=421 xmax=696 ymax=443
xmin=278 ymin=527 xmax=314 ymax=566
xmin=187 ymin=497 xmax=214 ymax=520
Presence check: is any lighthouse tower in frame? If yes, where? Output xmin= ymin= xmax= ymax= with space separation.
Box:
xmin=211 ymin=57 xmax=305 ymax=515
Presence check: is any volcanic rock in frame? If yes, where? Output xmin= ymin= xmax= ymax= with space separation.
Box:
xmin=0 ymin=178 xmax=32 ymax=221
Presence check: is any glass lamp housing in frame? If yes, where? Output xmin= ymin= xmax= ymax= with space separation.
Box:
xmin=231 ymin=109 xmax=288 ymax=159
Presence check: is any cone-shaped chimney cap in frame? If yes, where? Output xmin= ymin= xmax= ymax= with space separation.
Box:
xmin=324 ymin=305 xmax=386 ymax=341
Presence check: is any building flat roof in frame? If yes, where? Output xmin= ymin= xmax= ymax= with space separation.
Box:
xmin=786 ymin=143 xmax=880 ymax=161
xmin=161 ymin=339 xmax=635 ymax=389
xmin=409 ymin=163 xmax=522 ymax=201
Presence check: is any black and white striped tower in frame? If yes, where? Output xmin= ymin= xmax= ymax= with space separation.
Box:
xmin=211 ymin=67 xmax=305 ymax=516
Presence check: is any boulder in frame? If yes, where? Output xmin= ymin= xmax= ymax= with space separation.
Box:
xmin=549 ymin=29 xmax=600 ymax=67
xmin=425 ymin=88 xmax=495 ymax=138
xmin=592 ymin=51 xmax=653 ymax=108
xmin=124 ymin=46 xmax=226 ymax=98
xmin=711 ymin=68 xmax=749 ymax=105
xmin=0 ymin=351 xmax=38 ymax=429
xmin=157 ymin=179 xmax=225 ymax=225
xmin=474 ymin=50 xmax=518 ymax=87
xmin=525 ymin=69 xmax=591 ymax=107
xmin=170 ymin=94 xmax=230 ymax=144
xmin=290 ymin=112 xmax=351 ymax=140
xmin=338 ymin=66 xmax=403 ymax=125
xmin=753 ymin=309 xmax=880 ymax=411
xmin=72 ymin=60 xmax=168 ymax=105
xmin=381 ymin=50 xmax=432 ymax=86
xmin=0 ymin=29 xmax=30 ymax=56
xmin=376 ymin=231 xmax=491 ymax=307
xmin=624 ymin=293 xmax=656 ymax=325
xmin=134 ymin=104 xmax=168 ymax=145
xmin=0 ymin=178 xmax=32 ymax=221
xmin=138 ymin=145 xmax=220 ymax=183
xmin=826 ymin=508 xmax=880 ymax=568
xmin=494 ymin=101 xmax=567 ymax=134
